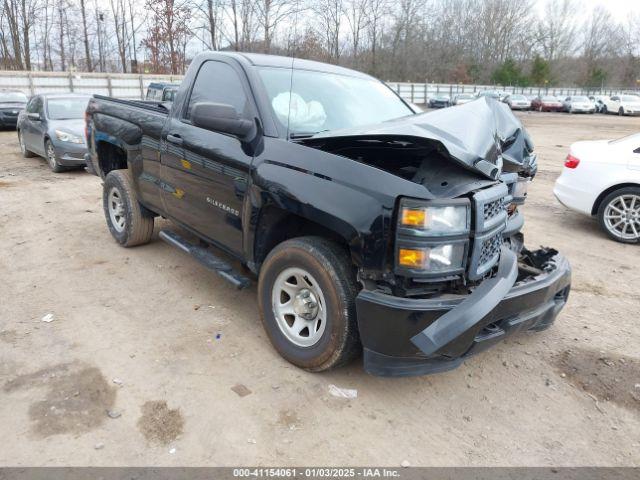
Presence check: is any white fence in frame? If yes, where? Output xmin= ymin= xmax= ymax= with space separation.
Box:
xmin=0 ymin=70 xmax=634 ymax=103
xmin=0 ymin=71 xmax=183 ymax=100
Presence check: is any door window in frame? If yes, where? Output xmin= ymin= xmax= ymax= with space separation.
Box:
xmin=26 ymin=96 xmax=42 ymax=114
xmin=185 ymin=61 xmax=250 ymax=119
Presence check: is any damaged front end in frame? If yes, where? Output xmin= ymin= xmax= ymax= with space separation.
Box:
xmin=297 ymin=98 xmax=570 ymax=376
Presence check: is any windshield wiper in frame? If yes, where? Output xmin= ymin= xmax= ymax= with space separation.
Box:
xmin=289 ymin=129 xmax=328 ymax=140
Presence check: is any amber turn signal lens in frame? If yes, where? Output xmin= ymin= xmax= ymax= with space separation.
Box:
xmin=398 ymin=248 xmax=427 ymax=268
xmin=401 ymin=208 xmax=427 ymax=227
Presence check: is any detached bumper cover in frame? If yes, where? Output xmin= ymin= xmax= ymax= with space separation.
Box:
xmin=356 ymin=248 xmax=571 ymax=376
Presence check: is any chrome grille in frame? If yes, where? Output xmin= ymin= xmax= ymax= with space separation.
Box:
xmin=469 ymin=183 xmax=508 ymax=280
xmin=479 ymin=233 xmax=503 ymax=265
xmin=483 ymin=198 xmax=504 ymax=222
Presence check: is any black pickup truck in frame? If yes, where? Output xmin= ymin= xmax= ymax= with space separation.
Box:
xmin=85 ymin=52 xmax=571 ymax=376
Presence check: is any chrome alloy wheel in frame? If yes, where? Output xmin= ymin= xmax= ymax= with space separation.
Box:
xmin=271 ymin=267 xmax=327 ymax=347
xmin=108 ymin=187 xmax=126 ymax=233
xmin=46 ymin=142 xmax=58 ymax=169
xmin=604 ymin=194 xmax=640 ymax=240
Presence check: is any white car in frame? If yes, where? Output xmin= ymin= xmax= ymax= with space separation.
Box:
xmin=554 ymin=133 xmax=640 ymax=243
xmin=562 ymin=95 xmax=595 ymax=114
xmin=603 ymin=94 xmax=640 ymax=116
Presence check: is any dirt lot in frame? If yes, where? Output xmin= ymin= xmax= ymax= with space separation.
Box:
xmin=1 ymin=112 xmax=639 ymax=467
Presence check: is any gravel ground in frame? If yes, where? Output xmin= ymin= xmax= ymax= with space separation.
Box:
xmin=0 ymin=111 xmax=639 ymax=466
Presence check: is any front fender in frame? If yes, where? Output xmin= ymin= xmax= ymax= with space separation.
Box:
xmin=248 ymin=138 xmax=431 ymax=271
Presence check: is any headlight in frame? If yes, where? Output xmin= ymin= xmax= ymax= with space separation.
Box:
xmin=395 ymin=198 xmax=470 ymax=277
xmin=399 ymin=200 xmax=470 ymax=236
xmin=398 ymin=243 xmax=466 ymax=273
xmin=55 ymin=129 xmax=84 ymax=144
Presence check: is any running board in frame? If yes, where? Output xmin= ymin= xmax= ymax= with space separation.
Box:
xmin=159 ymin=230 xmax=250 ymax=290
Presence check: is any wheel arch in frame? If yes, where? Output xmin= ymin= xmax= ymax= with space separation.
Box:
xmin=592 ymin=182 xmax=640 ymax=215
xmin=95 ymin=139 xmax=128 ymax=176
xmin=252 ymin=204 xmax=355 ymax=273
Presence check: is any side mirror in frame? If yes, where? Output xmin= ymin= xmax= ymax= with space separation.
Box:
xmin=191 ymin=102 xmax=255 ymax=141
xmin=27 ymin=112 xmax=41 ymax=121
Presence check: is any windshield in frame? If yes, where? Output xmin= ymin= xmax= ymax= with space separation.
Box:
xmin=542 ymin=96 xmax=557 ymax=101
xmin=0 ymin=91 xmax=28 ymax=103
xmin=621 ymin=95 xmax=640 ymax=102
xmin=511 ymin=95 xmax=526 ymax=101
xmin=479 ymin=91 xmax=500 ymax=98
xmin=259 ymin=67 xmax=412 ymax=136
xmin=458 ymin=94 xmax=473 ymax=99
xmin=572 ymin=96 xmax=589 ymax=102
xmin=46 ymin=97 xmax=89 ymax=120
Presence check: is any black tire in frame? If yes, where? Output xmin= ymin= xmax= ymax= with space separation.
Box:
xmin=603 ymin=105 xmax=608 ymax=114
xmin=258 ymin=236 xmax=361 ymax=372
xmin=103 ymin=169 xmax=154 ymax=247
xmin=618 ymin=107 xmax=624 ymax=116
xmin=45 ymin=139 xmax=65 ymax=173
xmin=18 ymin=130 xmax=35 ymax=157
xmin=597 ymin=186 xmax=640 ymax=244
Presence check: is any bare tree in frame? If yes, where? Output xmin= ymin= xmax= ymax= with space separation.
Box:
xmin=79 ymin=0 xmax=92 ymax=70
xmin=536 ymin=0 xmax=577 ymax=62
xmin=314 ymin=0 xmax=342 ymax=61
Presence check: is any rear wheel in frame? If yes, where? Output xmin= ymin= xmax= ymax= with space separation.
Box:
xmin=103 ymin=169 xmax=155 ymax=247
xmin=597 ymin=187 xmax=640 ymax=244
xmin=45 ymin=139 xmax=64 ymax=173
xmin=603 ymin=105 xmax=608 ymax=114
xmin=618 ymin=107 xmax=624 ymax=116
xmin=18 ymin=130 xmax=35 ymax=157
xmin=258 ymin=237 xmax=360 ymax=372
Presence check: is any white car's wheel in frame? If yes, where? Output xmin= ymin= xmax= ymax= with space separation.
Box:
xmin=598 ymin=188 xmax=640 ymax=243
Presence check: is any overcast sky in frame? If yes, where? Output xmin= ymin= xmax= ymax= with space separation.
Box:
xmin=535 ymin=0 xmax=640 ymax=22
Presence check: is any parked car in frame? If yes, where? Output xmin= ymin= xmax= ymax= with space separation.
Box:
xmin=602 ymin=94 xmax=640 ymax=116
xmin=504 ymin=94 xmax=531 ymax=110
xmin=592 ymin=95 xmax=609 ymax=113
xmin=85 ymin=51 xmax=570 ymax=377
xmin=146 ymin=82 xmax=180 ymax=103
xmin=0 ymin=89 xmax=28 ymax=129
xmin=476 ymin=90 xmax=501 ymax=100
xmin=554 ymin=133 xmax=640 ymax=243
xmin=562 ymin=95 xmax=596 ymax=114
xmin=428 ymin=94 xmax=451 ymax=108
xmin=530 ymin=95 xmax=563 ymax=112
xmin=452 ymin=93 xmax=475 ymax=105
xmin=16 ymin=93 xmax=91 ymax=172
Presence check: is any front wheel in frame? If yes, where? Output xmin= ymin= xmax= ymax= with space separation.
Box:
xmin=103 ymin=170 xmax=155 ymax=247
xmin=45 ymin=139 xmax=64 ymax=173
xmin=603 ymin=105 xmax=608 ymax=114
xmin=258 ymin=237 xmax=361 ymax=372
xmin=597 ymin=187 xmax=640 ymax=244
xmin=618 ymin=107 xmax=624 ymax=116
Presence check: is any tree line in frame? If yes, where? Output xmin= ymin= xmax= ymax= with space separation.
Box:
xmin=1 ymin=0 xmax=639 ymax=88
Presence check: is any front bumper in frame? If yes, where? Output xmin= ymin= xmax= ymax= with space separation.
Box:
xmin=53 ymin=142 xmax=88 ymax=166
xmin=0 ymin=116 xmax=18 ymax=128
xmin=356 ymin=248 xmax=571 ymax=376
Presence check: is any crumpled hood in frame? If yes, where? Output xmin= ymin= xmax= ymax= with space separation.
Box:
xmin=299 ymin=97 xmax=536 ymax=180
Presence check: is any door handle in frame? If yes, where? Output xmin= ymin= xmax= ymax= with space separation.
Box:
xmin=166 ymin=133 xmax=183 ymax=145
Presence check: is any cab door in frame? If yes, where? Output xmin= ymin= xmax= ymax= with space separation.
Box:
xmin=160 ymin=60 xmax=256 ymax=257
